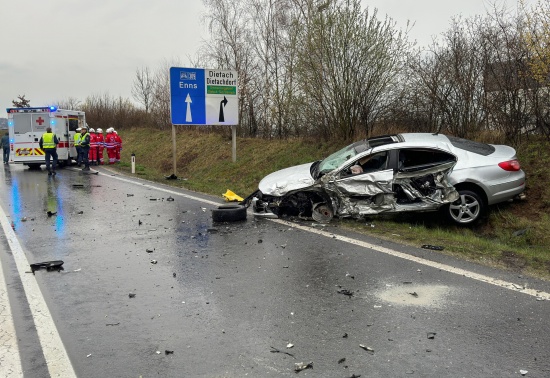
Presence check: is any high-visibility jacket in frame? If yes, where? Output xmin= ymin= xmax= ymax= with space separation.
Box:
xmin=74 ymin=133 xmax=82 ymax=147
xmin=41 ymin=132 xmax=57 ymax=149
xmin=80 ymin=133 xmax=90 ymax=148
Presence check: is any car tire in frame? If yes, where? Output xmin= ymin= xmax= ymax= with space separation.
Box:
xmin=446 ymin=189 xmax=485 ymax=226
xmin=212 ymin=204 xmax=247 ymax=222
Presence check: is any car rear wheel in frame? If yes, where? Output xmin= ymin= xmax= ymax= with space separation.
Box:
xmin=447 ymin=189 xmax=485 ymax=225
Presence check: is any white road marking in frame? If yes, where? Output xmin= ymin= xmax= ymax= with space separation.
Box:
xmin=0 ymin=243 xmax=23 ymax=377
xmin=105 ymin=170 xmax=550 ymax=300
xmin=0 ymin=207 xmax=77 ymax=377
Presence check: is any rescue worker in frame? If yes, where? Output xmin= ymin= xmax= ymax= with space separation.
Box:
xmin=74 ymin=127 xmax=82 ymax=166
xmin=79 ymin=126 xmax=91 ymax=171
xmin=113 ymin=130 xmax=122 ymax=163
xmin=104 ymin=128 xmax=117 ymax=164
xmin=39 ymin=127 xmax=59 ymax=176
xmin=1 ymin=132 xmax=9 ymax=164
xmin=88 ymin=128 xmax=98 ymax=165
xmin=96 ymin=128 xmax=105 ymax=165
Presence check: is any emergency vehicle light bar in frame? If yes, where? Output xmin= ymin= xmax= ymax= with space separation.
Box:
xmin=6 ymin=106 xmax=58 ymax=113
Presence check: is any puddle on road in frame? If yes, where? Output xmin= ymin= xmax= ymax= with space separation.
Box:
xmin=376 ymin=284 xmax=453 ymax=308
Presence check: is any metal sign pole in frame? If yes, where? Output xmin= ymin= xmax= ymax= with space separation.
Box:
xmin=171 ymin=123 xmax=177 ymax=178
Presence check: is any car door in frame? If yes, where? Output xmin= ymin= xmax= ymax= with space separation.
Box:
xmin=393 ymin=147 xmax=459 ymax=207
xmin=322 ymin=150 xmax=397 ymax=216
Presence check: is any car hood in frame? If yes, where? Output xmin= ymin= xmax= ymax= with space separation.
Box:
xmin=258 ymin=162 xmax=316 ymax=196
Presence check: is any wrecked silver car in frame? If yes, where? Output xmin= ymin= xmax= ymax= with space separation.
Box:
xmin=245 ymin=133 xmax=525 ymax=225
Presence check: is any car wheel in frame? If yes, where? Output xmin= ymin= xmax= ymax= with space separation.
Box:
xmin=212 ymin=204 xmax=247 ymax=222
xmin=447 ymin=189 xmax=485 ymax=225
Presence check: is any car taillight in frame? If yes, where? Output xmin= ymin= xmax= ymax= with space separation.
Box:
xmin=498 ymin=160 xmax=521 ymax=171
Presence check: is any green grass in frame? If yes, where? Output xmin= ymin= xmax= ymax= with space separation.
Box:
xmin=113 ymin=127 xmax=550 ymax=280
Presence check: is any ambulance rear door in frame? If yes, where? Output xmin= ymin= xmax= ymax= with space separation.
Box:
xmin=8 ymin=108 xmax=49 ymax=166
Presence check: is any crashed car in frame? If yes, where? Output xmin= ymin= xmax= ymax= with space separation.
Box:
xmin=245 ymin=133 xmax=525 ymax=225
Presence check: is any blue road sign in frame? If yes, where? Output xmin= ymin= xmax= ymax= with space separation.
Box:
xmin=170 ymin=67 xmax=206 ymax=125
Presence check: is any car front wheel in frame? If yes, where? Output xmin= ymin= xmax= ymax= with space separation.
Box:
xmin=447 ymin=189 xmax=485 ymax=225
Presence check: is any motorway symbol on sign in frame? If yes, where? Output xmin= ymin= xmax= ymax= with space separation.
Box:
xmin=170 ymin=67 xmax=239 ymax=125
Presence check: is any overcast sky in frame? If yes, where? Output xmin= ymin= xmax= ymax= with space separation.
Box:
xmin=0 ymin=0 xmax=535 ymax=116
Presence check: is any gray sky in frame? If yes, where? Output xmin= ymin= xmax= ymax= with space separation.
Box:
xmin=0 ymin=0 xmax=535 ymax=116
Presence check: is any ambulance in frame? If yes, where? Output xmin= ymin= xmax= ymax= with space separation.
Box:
xmin=6 ymin=106 xmax=86 ymax=168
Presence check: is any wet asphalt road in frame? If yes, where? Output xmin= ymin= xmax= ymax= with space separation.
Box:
xmin=1 ymin=163 xmax=550 ymax=378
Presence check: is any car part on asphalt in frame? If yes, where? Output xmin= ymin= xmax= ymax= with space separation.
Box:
xmin=30 ymin=260 xmax=64 ymax=274
xmin=421 ymin=244 xmax=445 ymax=251
xmin=211 ymin=204 xmax=247 ymax=222
xmin=222 ymin=189 xmax=244 ymax=202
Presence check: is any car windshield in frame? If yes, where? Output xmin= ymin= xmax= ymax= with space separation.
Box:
xmin=317 ymin=140 xmax=370 ymax=176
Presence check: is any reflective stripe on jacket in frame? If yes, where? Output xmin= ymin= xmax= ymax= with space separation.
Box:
xmin=42 ymin=132 xmax=56 ymax=149
xmin=80 ymin=133 xmax=90 ymax=148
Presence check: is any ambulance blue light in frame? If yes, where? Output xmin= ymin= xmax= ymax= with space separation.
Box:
xmin=51 ymin=119 xmax=56 ymax=125
xmin=49 ymin=106 xmax=57 ymax=112
xmin=8 ymin=121 xmax=13 ymax=127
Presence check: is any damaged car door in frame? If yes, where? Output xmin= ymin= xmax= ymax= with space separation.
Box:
xmin=322 ymin=151 xmax=396 ymax=217
xmin=322 ymin=148 xmax=459 ymax=218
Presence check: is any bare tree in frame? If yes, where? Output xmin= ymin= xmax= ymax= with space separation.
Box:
xmin=132 ymin=66 xmax=154 ymax=114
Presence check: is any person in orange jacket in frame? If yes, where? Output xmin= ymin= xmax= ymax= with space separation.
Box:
xmin=96 ymin=128 xmax=105 ymax=165
xmin=104 ymin=128 xmax=117 ymax=164
xmin=88 ymin=128 xmax=98 ymax=165
xmin=113 ymin=130 xmax=122 ymax=163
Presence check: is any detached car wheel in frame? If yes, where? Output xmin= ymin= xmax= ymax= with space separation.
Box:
xmin=447 ymin=189 xmax=485 ymax=225
xmin=212 ymin=204 xmax=247 ymax=222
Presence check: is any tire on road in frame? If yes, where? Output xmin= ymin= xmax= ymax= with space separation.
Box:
xmin=212 ymin=204 xmax=247 ymax=222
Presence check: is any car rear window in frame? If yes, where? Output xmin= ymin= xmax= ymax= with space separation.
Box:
xmin=447 ymin=135 xmax=495 ymax=156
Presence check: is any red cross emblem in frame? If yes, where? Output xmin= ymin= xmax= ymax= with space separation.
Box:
xmin=36 ymin=117 xmax=45 ymax=126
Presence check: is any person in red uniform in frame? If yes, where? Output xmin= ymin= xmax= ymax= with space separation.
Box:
xmin=113 ymin=130 xmax=122 ymax=163
xmin=105 ymin=128 xmax=117 ymax=164
xmin=88 ymin=128 xmax=98 ymax=165
xmin=96 ymin=128 xmax=105 ymax=165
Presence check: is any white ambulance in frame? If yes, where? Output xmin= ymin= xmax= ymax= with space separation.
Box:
xmin=6 ymin=106 xmax=85 ymax=168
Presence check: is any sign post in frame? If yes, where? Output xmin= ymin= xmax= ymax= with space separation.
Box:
xmin=169 ymin=67 xmax=239 ymax=177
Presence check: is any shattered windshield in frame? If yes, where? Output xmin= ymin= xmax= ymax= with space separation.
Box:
xmin=318 ymin=140 xmax=370 ymax=176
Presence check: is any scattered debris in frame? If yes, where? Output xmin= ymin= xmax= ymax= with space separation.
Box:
xmin=348 ymin=375 xmax=362 ymax=378
xmin=173 ymin=273 xmax=176 ymax=277
xmin=294 ymin=362 xmax=313 ymax=372
xmin=77 ymin=211 xmax=84 ymax=214
xmin=359 ymin=344 xmax=374 ymax=354
xmin=337 ymin=288 xmax=354 ymax=297
xmin=72 ymin=184 xmax=84 ymax=188
xmin=47 ymin=211 xmax=57 ymax=217
xmin=167 ymin=196 xmax=175 ymax=202
xmin=343 ymin=333 xmax=348 ymax=338
xmin=138 ymin=220 xmax=142 ymax=226
xmin=286 ymin=343 xmax=294 ymax=349
xmin=151 ymin=260 xmax=158 ymax=264
xmin=270 ymin=346 xmax=295 ymax=358
xmin=106 ymin=323 xmax=120 ymax=326
xmin=155 ymin=351 xmax=161 ymax=355
xmin=129 ymin=293 xmax=136 ymax=298
xmin=86 ymin=354 xmax=92 ymax=358
xmin=165 ymin=350 xmax=174 ymax=355
xmin=150 ymin=198 xmax=158 ymax=201
xmin=338 ymin=358 xmax=346 ymax=364
xmin=427 ymin=332 xmax=437 ymax=340
xmin=409 ymin=292 xmax=419 ymax=298
xmin=207 ymin=228 xmax=219 ymax=233
xmin=146 ymin=249 xmax=154 ymax=253
xmin=421 ymin=244 xmax=444 ymax=251
xmin=127 ymin=194 xmax=134 ymax=197
xmin=520 ymin=369 xmax=528 ymax=376
xmin=30 ymin=260 xmax=64 ymax=274
xmin=21 ymin=217 xmax=27 ymax=222
xmin=346 ymin=272 xmax=355 ymax=279
xmin=165 ymin=174 xmax=178 ymax=180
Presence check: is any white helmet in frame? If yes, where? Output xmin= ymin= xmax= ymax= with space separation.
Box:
xmin=96 ymin=128 xmax=103 ymax=133
xmin=76 ymin=127 xmax=82 ymax=131
xmin=89 ymin=128 xmax=96 ymax=132
xmin=106 ymin=128 xmax=113 ymax=133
